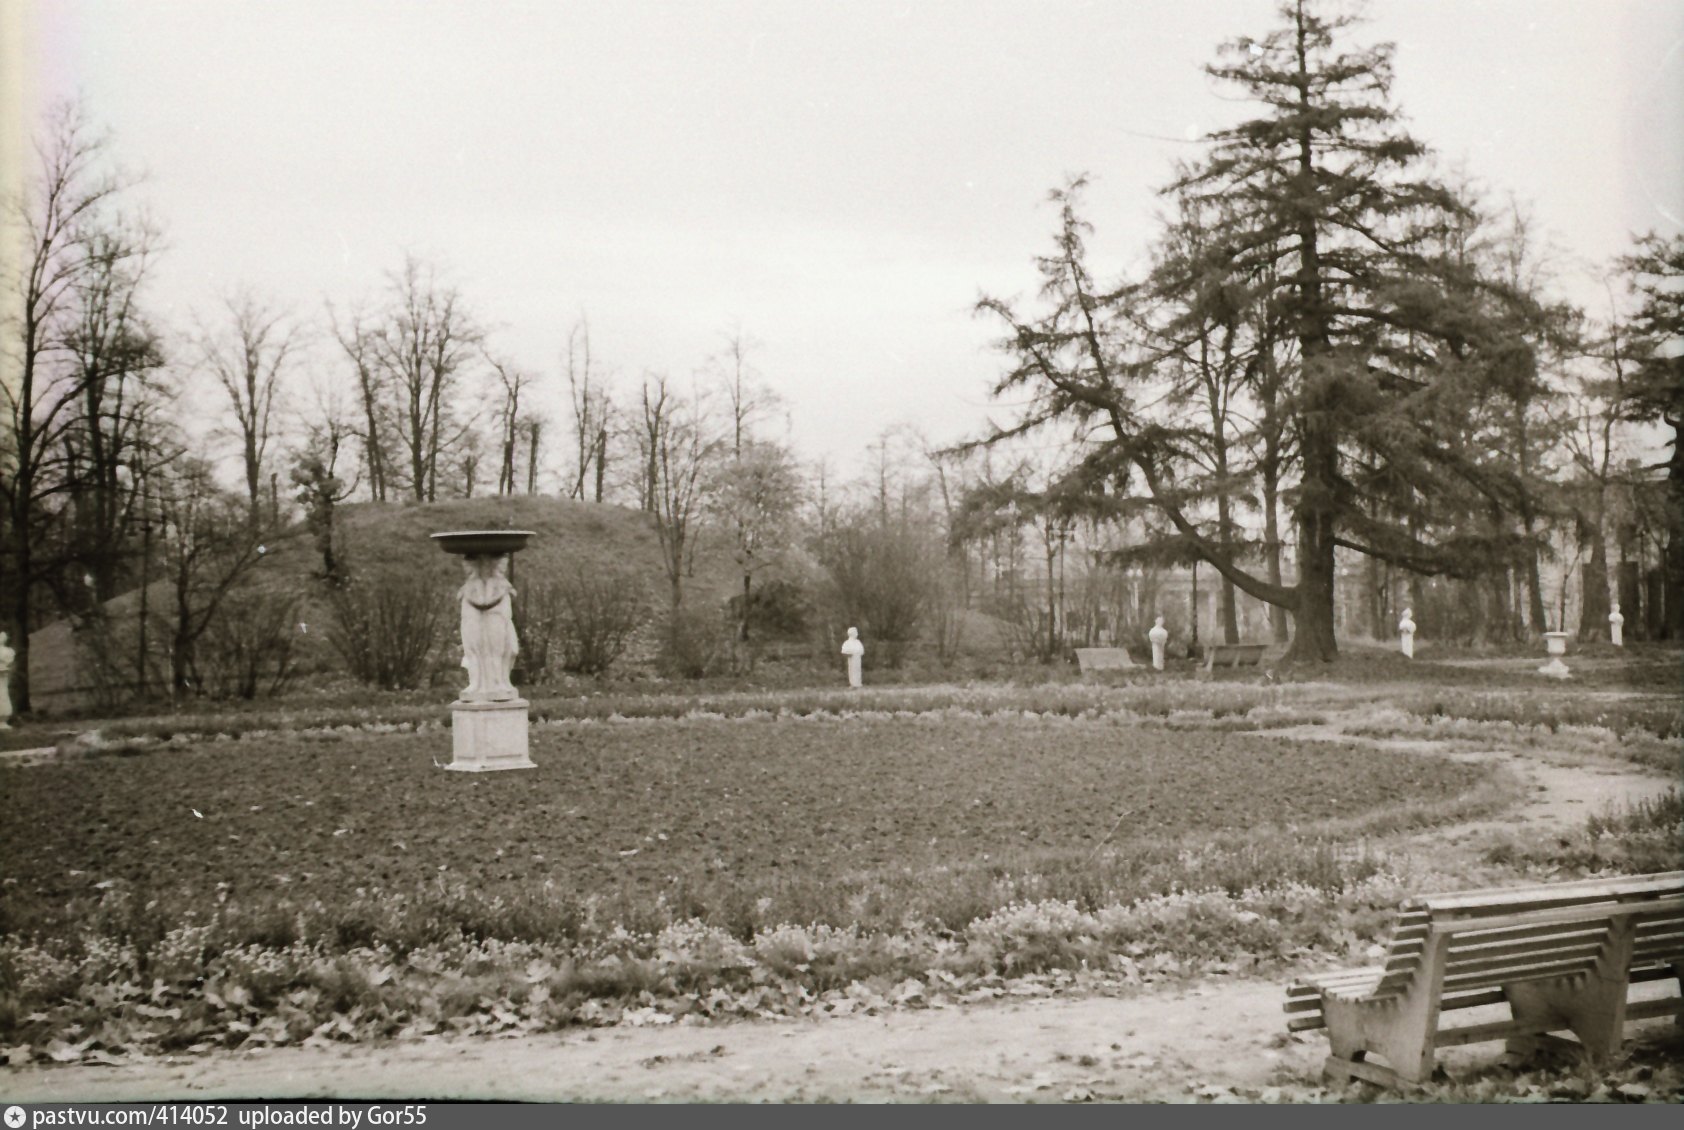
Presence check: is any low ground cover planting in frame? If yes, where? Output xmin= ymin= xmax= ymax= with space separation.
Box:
xmin=1400 ymin=688 xmax=1683 ymax=740
xmin=0 ymin=714 xmax=1498 ymax=1061
xmin=3 ymin=717 xmax=1487 ymax=930
xmin=84 ymin=680 xmax=1324 ymax=745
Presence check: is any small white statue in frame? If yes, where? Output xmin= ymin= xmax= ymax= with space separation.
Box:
xmin=1398 ymin=608 xmax=1416 ymax=659
xmin=457 ymin=555 xmax=519 ymax=702
xmin=0 ymin=630 xmax=14 ymax=730
xmin=1609 ymin=603 xmax=1624 ymax=648
xmin=1147 ymin=615 xmax=1169 ymax=671
xmin=840 ymin=626 xmax=864 ymax=688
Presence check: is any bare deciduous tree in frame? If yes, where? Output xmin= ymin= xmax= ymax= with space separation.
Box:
xmin=564 ymin=318 xmax=611 ymax=502
xmin=197 ymin=289 xmax=298 ymax=518
xmin=639 ymin=373 xmax=719 ymax=610
xmin=1 ymin=101 xmax=150 ymax=712
xmin=366 ymin=255 xmax=484 ymax=502
xmin=710 ymin=439 xmax=804 ymax=643
xmin=327 ymin=304 xmax=390 ymax=502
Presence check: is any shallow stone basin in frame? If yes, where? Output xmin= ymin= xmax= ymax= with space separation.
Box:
xmin=430 ymin=529 xmax=536 ymax=556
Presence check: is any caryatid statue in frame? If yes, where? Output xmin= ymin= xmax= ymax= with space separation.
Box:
xmin=1398 ymin=608 xmax=1416 ymax=659
xmin=841 ymin=626 xmax=864 ymax=688
xmin=458 ymin=555 xmax=519 ymax=702
xmin=1609 ymin=603 xmax=1624 ymax=647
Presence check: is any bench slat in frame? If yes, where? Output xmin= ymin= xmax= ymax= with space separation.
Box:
xmin=1286 ymin=988 xmax=1513 ymax=1032
xmin=1443 ymin=941 xmax=1605 ymax=979
xmin=1447 ymin=926 xmax=1608 ymax=961
xmin=1434 ymin=897 xmax=1684 ymax=937
xmin=1634 ymin=934 xmax=1684 ymax=956
xmin=1410 ymin=872 xmax=1684 ymax=915
xmin=1442 ymin=961 xmax=1596 ymax=993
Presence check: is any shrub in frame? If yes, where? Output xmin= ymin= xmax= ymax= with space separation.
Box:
xmin=518 ymin=568 xmax=647 ymax=679
xmin=814 ymin=516 xmax=935 ymax=667
xmin=68 ymin=609 xmax=142 ymax=712
xmin=557 ymin=568 xmax=648 ymax=676
xmin=724 ymin=578 xmax=811 ymax=641
xmin=325 ymin=567 xmax=447 ymax=689
xmin=198 ymin=583 xmax=304 ymax=700
xmin=659 ymin=602 xmax=732 ymax=679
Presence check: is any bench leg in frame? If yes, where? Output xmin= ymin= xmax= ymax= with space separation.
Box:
xmin=1321 ymin=993 xmax=1445 ymax=1088
xmin=1671 ymin=963 xmax=1683 ymax=1029
xmin=1320 ymin=938 xmax=1451 ymax=1090
xmin=1503 ymin=919 xmax=1636 ymax=1065
xmin=1505 ymin=976 xmax=1627 ymax=1063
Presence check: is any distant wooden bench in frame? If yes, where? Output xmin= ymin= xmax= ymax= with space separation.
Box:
xmin=1074 ymin=647 xmax=1136 ymax=673
xmin=1284 ymin=872 xmax=1684 ymax=1090
xmin=1200 ymin=642 xmax=1267 ymax=674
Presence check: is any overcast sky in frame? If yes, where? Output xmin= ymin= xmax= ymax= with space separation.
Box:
xmin=9 ymin=0 xmax=1683 ymax=479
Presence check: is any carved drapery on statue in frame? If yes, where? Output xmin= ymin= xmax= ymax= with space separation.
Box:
xmin=458 ymin=555 xmax=519 ymax=702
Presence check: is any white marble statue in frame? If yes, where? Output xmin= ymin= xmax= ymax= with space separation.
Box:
xmin=1147 ymin=615 xmax=1169 ymax=671
xmin=1609 ymin=603 xmax=1624 ymax=648
xmin=458 ymin=555 xmax=519 ymax=702
xmin=0 ymin=630 xmax=13 ymax=730
xmin=841 ymin=626 xmax=864 ymax=688
xmin=1398 ymin=608 xmax=1416 ymax=659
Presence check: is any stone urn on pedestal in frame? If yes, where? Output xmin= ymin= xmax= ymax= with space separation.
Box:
xmin=432 ymin=530 xmax=537 ymax=771
xmin=1538 ymin=631 xmax=1571 ymax=680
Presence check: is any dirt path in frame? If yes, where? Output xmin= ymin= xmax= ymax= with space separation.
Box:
xmin=4 ymin=741 xmax=1675 ymax=1104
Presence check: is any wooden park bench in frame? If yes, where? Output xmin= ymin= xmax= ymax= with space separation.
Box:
xmin=1074 ymin=647 xmax=1136 ymax=674
xmin=1200 ymin=642 xmax=1267 ymax=675
xmin=1284 ymin=872 xmax=1684 ymax=1090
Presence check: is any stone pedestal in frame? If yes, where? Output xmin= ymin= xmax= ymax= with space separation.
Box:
xmin=448 ymin=699 xmax=534 ymax=771
xmin=1538 ymin=632 xmax=1571 ymax=680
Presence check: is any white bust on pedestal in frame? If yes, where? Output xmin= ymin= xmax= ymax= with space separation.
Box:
xmin=1609 ymin=603 xmax=1624 ymax=648
xmin=1147 ymin=615 xmax=1169 ymax=671
xmin=841 ymin=627 xmax=864 ymax=688
xmin=1398 ymin=609 xmax=1416 ymax=659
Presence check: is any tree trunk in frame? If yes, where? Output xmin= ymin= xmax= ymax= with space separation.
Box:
xmin=1288 ymin=526 xmax=1339 ymax=663
xmin=1523 ymin=528 xmax=1548 ymax=636
xmin=741 ymin=571 xmax=752 ymax=643
xmin=1284 ymin=416 xmax=1339 ymax=663
xmin=594 ymin=427 xmax=608 ymax=504
xmin=1215 ymin=495 xmax=1239 ymax=646
xmin=1045 ymin=535 xmax=1058 ymax=661
xmin=1667 ymin=443 xmax=1684 ymax=640
xmin=1264 ymin=483 xmax=1290 ymax=644
xmin=1578 ymin=529 xmax=1610 ymax=642
xmin=1364 ymin=551 xmax=1384 ymax=640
